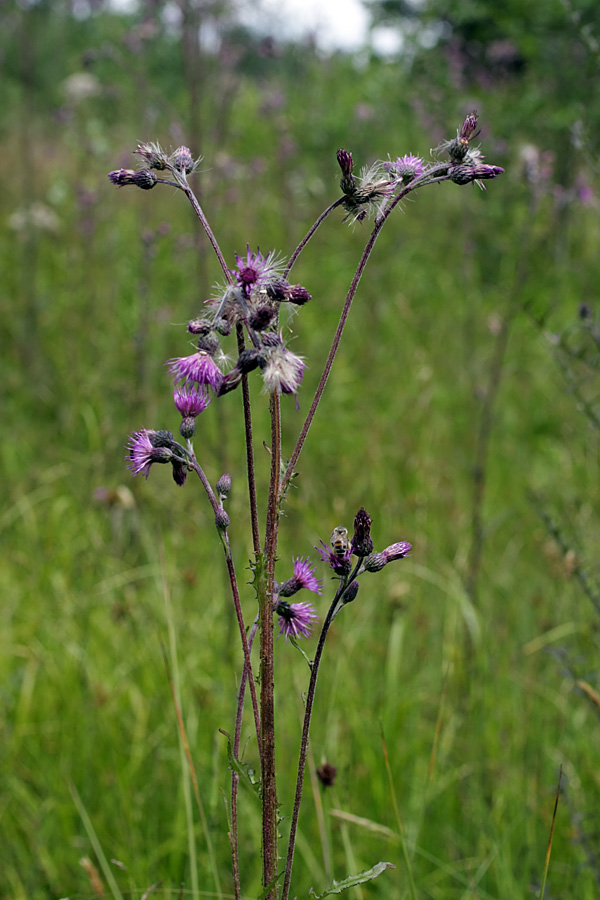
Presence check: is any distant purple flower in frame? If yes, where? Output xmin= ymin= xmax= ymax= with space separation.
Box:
xmin=261 ymin=339 xmax=306 ymax=395
xmin=173 ymin=384 xmax=211 ymax=417
xmin=275 ymin=600 xmax=319 ymax=642
xmin=278 ymin=556 xmax=323 ymax=598
xmin=166 ymin=350 xmax=223 ymax=391
xmin=126 ymin=429 xmax=172 ymax=479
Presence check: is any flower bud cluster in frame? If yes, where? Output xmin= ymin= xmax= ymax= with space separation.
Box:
xmin=436 ymin=112 xmax=504 ymax=189
xmin=108 ymin=143 xmax=202 ymax=192
xmin=316 ymin=507 xmax=412 ymax=607
xmin=335 ymin=112 xmax=503 ymax=224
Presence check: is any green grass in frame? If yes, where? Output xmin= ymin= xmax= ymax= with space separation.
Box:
xmin=2 ymin=20 xmax=600 ymax=900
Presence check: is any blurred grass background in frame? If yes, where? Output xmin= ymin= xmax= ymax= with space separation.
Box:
xmin=2 ymin=1 xmax=600 ymax=898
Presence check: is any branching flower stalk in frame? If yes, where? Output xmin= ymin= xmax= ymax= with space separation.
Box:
xmin=110 ymin=113 xmax=503 ymax=900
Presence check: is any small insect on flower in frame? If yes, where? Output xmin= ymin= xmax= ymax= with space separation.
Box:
xmin=330 ymin=526 xmax=350 ymax=559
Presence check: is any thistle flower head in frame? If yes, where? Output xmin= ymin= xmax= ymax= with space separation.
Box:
xmin=278 ymin=556 xmax=323 ymax=598
xmin=382 ymin=154 xmax=426 ymax=183
xmin=340 ymin=161 xmax=395 ymax=223
xmin=316 ymin=539 xmax=352 ymax=576
xmin=231 ymin=246 xmax=285 ymax=297
xmin=173 ymin=384 xmax=212 ymax=418
xmin=433 ymin=111 xmax=482 ymax=163
xmin=275 ymin=600 xmax=319 ymax=642
xmin=134 ymin=141 xmax=169 ymax=170
xmin=126 ymin=428 xmax=175 ymax=479
xmin=261 ymin=334 xmax=306 ymax=395
xmin=166 ymin=350 xmax=224 ymax=392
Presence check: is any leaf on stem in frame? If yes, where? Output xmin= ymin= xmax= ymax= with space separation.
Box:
xmin=308 ymin=861 xmax=395 ymax=898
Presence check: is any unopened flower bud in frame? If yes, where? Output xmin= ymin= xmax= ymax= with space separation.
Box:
xmin=316 ymin=762 xmax=337 ymax=787
xmin=216 ymin=474 xmax=232 ymax=498
xmin=286 ymin=284 xmax=312 ymax=305
xmin=108 ymin=168 xmax=158 ymax=190
xmin=170 ymin=145 xmax=195 ymax=174
xmin=214 ymin=317 xmax=232 ymax=337
xmin=179 ymin=416 xmax=196 ymax=439
xmin=337 ymin=148 xmax=357 ymax=195
xmin=217 ymin=369 xmax=243 ymax=395
xmin=171 ymin=461 xmax=188 ymax=486
xmin=341 ymin=581 xmax=359 ymax=604
xmin=197 ymin=332 xmax=220 ymax=355
xmin=236 ymin=348 xmax=264 ymax=374
xmin=135 ymin=142 xmax=169 ymax=170
xmin=215 ymin=508 xmax=230 ymax=530
xmin=450 ymin=164 xmax=504 ymax=185
xmin=459 ymin=112 xmax=480 ymax=142
xmin=249 ymin=306 xmax=276 ymax=331
xmin=150 ymin=429 xmax=176 ymax=448
xmin=362 ymin=553 xmax=386 ymax=572
xmin=351 ymin=507 xmax=374 ymax=557
xmin=266 ymin=279 xmax=289 ymax=302
xmin=187 ymin=317 xmax=212 ymax=335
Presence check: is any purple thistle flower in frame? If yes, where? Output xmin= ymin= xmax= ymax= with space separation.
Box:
xmin=173 ymin=384 xmax=211 ymax=417
xmin=316 ymin=539 xmax=352 ymax=576
xmin=231 ymin=246 xmax=284 ymax=297
xmin=275 ymin=600 xmax=319 ymax=642
xmin=383 ymin=154 xmax=425 ymax=182
xmin=278 ymin=556 xmax=323 ymax=598
xmin=166 ymin=350 xmax=223 ymax=391
xmin=126 ymin=429 xmax=173 ymax=479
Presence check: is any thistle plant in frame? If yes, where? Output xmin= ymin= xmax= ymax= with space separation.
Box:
xmin=109 ymin=113 xmax=503 ymax=900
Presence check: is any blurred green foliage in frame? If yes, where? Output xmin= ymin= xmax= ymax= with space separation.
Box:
xmin=2 ymin=1 xmax=600 ymax=899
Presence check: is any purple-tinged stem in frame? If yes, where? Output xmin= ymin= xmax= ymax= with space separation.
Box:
xmin=260 ymin=391 xmax=282 ymax=899
xmin=179 ymin=181 xmax=232 ymax=283
xmin=280 ymin=172 xmax=453 ymax=493
xmin=280 ymin=571 xmax=355 ymax=900
xmin=284 ymin=198 xmax=345 ymax=278
xmin=229 ymin=619 xmax=259 ymax=900
xmin=189 ymin=459 xmax=262 ymax=761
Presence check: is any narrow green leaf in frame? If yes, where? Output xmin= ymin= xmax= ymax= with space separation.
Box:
xmin=309 ymin=861 xmax=395 ymax=899
xmin=225 ymin=736 xmax=261 ymax=800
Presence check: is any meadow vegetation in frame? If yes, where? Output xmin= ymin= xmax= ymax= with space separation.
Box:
xmin=2 ymin=2 xmax=600 ymax=898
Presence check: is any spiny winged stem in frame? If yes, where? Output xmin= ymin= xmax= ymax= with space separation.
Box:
xmin=258 ymin=390 xmax=283 ymax=898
